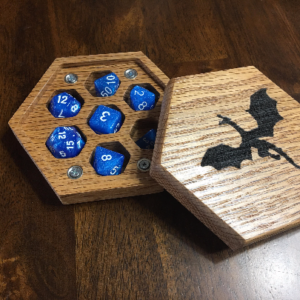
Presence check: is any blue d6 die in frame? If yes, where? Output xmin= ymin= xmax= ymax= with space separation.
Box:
xmin=46 ymin=126 xmax=85 ymax=159
xmin=129 ymin=86 xmax=155 ymax=111
xmin=89 ymin=105 xmax=122 ymax=134
xmin=136 ymin=129 xmax=157 ymax=149
xmin=92 ymin=146 xmax=124 ymax=176
xmin=94 ymin=72 xmax=120 ymax=97
xmin=49 ymin=92 xmax=81 ymax=118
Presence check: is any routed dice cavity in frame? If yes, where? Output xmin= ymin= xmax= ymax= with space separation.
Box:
xmin=46 ymin=126 xmax=85 ymax=158
xmin=136 ymin=129 xmax=157 ymax=149
xmin=88 ymin=105 xmax=122 ymax=134
xmin=92 ymin=146 xmax=124 ymax=176
xmin=94 ymin=72 xmax=120 ymax=97
xmin=49 ymin=92 xmax=81 ymax=118
xmin=130 ymin=86 xmax=155 ymax=111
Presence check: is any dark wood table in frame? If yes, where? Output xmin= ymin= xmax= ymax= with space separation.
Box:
xmin=2 ymin=0 xmax=300 ymax=299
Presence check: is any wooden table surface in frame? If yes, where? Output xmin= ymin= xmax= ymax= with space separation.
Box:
xmin=1 ymin=0 xmax=300 ymax=299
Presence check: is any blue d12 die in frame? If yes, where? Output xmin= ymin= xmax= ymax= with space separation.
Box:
xmin=135 ymin=129 xmax=157 ymax=149
xmin=46 ymin=126 xmax=85 ymax=158
xmin=49 ymin=92 xmax=81 ymax=118
xmin=129 ymin=86 xmax=155 ymax=111
xmin=88 ymin=105 xmax=122 ymax=134
xmin=94 ymin=72 xmax=120 ymax=97
xmin=92 ymin=146 xmax=125 ymax=176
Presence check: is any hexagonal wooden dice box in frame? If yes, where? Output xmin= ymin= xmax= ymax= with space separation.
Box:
xmin=151 ymin=66 xmax=300 ymax=250
xmin=9 ymin=52 xmax=168 ymax=204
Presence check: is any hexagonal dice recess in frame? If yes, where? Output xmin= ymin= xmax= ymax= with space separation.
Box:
xmin=46 ymin=126 xmax=85 ymax=158
xmin=49 ymin=92 xmax=81 ymax=118
xmin=151 ymin=66 xmax=300 ymax=250
xmin=92 ymin=146 xmax=125 ymax=176
xmin=94 ymin=72 xmax=120 ymax=97
xmin=129 ymin=85 xmax=155 ymax=111
xmin=88 ymin=105 xmax=122 ymax=134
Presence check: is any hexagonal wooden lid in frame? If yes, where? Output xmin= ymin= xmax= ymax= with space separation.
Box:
xmin=151 ymin=66 xmax=300 ymax=250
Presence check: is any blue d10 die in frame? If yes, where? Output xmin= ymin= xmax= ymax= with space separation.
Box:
xmin=92 ymin=146 xmax=125 ymax=176
xmin=46 ymin=126 xmax=85 ymax=159
xmin=135 ymin=129 xmax=157 ymax=149
xmin=94 ymin=72 xmax=120 ymax=97
xmin=49 ymin=92 xmax=81 ymax=118
xmin=89 ymin=105 xmax=122 ymax=134
xmin=129 ymin=86 xmax=156 ymax=111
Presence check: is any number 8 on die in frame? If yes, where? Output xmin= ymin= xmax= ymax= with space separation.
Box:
xmin=92 ymin=146 xmax=125 ymax=176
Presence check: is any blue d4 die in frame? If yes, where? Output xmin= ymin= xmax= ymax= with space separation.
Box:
xmin=92 ymin=146 xmax=125 ymax=176
xmin=49 ymin=92 xmax=81 ymax=118
xmin=94 ymin=72 xmax=120 ymax=97
xmin=129 ymin=86 xmax=155 ymax=111
xmin=46 ymin=126 xmax=85 ymax=159
xmin=135 ymin=129 xmax=157 ymax=149
xmin=89 ymin=105 xmax=122 ymax=134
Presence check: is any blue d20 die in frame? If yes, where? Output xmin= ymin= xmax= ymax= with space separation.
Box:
xmin=94 ymin=72 xmax=120 ymax=97
xmin=92 ymin=146 xmax=125 ymax=176
xmin=88 ymin=105 xmax=122 ymax=134
xmin=129 ymin=86 xmax=156 ymax=111
xmin=49 ymin=92 xmax=81 ymax=118
xmin=135 ymin=129 xmax=157 ymax=149
xmin=46 ymin=126 xmax=85 ymax=159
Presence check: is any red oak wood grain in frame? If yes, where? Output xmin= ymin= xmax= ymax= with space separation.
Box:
xmin=2 ymin=0 xmax=300 ymax=299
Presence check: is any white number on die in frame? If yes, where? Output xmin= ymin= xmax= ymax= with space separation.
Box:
xmin=101 ymin=155 xmax=112 ymax=161
xmin=59 ymin=151 xmax=66 ymax=157
xmin=66 ymin=141 xmax=74 ymax=150
xmin=100 ymin=111 xmax=110 ymax=122
xmin=58 ymin=110 xmax=65 ymax=118
xmin=138 ymin=101 xmax=147 ymax=110
xmin=71 ymin=105 xmax=78 ymax=112
xmin=134 ymin=90 xmax=144 ymax=97
xmin=110 ymin=166 xmax=120 ymax=175
xmin=106 ymin=75 xmax=115 ymax=81
xmin=100 ymin=91 xmax=108 ymax=97
xmin=58 ymin=132 xmax=66 ymax=139
xmin=105 ymin=87 xmax=112 ymax=95
xmin=58 ymin=95 xmax=68 ymax=104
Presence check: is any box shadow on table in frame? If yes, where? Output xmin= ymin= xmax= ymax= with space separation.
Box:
xmin=3 ymin=128 xmax=63 ymax=206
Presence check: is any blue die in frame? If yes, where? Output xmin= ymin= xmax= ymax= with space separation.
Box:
xmin=89 ymin=105 xmax=122 ymax=134
xmin=94 ymin=72 xmax=120 ymax=97
xmin=136 ymin=129 xmax=157 ymax=149
xmin=92 ymin=146 xmax=124 ymax=176
xmin=129 ymin=86 xmax=155 ymax=111
xmin=46 ymin=126 xmax=85 ymax=159
xmin=49 ymin=92 xmax=81 ymax=118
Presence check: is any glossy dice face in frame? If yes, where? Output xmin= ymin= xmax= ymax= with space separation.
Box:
xmin=94 ymin=72 xmax=120 ymax=97
xmin=49 ymin=92 xmax=81 ymax=118
xmin=92 ymin=146 xmax=125 ymax=176
xmin=46 ymin=126 xmax=85 ymax=158
xmin=89 ymin=105 xmax=122 ymax=134
xmin=129 ymin=86 xmax=155 ymax=111
xmin=135 ymin=129 xmax=157 ymax=149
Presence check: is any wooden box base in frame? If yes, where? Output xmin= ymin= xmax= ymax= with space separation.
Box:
xmin=9 ymin=52 xmax=169 ymax=204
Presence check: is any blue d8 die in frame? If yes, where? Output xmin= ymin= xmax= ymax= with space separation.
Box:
xmin=92 ymin=146 xmax=125 ymax=176
xmin=129 ymin=86 xmax=155 ymax=111
xmin=94 ymin=72 xmax=120 ymax=97
xmin=89 ymin=105 xmax=122 ymax=134
xmin=136 ymin=129 xmax=157 ymax=149
xmin=46 ymin=126 xmax=85 ymax=159
xmin=49 ymin=92 xmax=81 ymax=118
